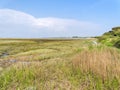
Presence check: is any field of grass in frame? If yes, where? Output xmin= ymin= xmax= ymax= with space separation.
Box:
xmin=0 ymin=38 xmax=120 ymax=90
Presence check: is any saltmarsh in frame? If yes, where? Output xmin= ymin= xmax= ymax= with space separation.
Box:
xmin=0 ymin=38 xmax=120 ymax=90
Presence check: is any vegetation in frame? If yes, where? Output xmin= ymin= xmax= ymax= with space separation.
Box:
xmin=98 ymin=27 xmax=120 ymax=48
xmin=0 ymin=38 xmax=120 ymax=90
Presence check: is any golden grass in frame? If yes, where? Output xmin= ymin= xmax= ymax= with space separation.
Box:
xmin=72 ymin=47 xmax=120 ymax=79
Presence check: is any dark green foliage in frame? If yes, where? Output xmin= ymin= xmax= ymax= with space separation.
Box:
xmin=114 ymin=40 xmax=120 ymax=48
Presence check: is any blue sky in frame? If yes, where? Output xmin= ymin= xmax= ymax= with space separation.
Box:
xmin=0 ymin=0 xmax=120 ymax=38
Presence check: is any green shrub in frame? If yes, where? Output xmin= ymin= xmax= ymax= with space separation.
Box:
xmin=114 ymin=40 xmax=120 ymax=48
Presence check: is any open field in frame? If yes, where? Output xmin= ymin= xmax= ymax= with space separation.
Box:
xmin=0 ymin=38 xmax=120 ymax=90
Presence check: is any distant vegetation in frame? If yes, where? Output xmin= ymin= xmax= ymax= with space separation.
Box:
xmin=98 ymin=27 xmax=120 ymax=48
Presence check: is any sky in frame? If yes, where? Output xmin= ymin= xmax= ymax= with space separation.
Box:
xmin=0 ymin=0 xmax=120 ymax=38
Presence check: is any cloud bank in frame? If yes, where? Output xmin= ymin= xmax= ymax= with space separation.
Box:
xmin=0 ymin=9 xmax=101 ymax=38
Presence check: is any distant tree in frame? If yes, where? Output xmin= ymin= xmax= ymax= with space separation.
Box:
xmin=72 ymin=36 xmax=79 ymax=38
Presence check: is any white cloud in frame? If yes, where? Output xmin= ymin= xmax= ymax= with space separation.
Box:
xmin=0 ymin=9 xmax=36 ymax=25
xmin=0 ymin=9 xmax=102 ymax=37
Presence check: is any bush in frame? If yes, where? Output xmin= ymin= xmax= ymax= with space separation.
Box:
xmin=114 ymin=40 xmax=120 ymax=48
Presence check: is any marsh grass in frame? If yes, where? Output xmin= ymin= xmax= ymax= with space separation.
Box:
xmin=73 ymin=47 xmax=120 ymax=78
xmin=0 ymin=59 xmax=74 ymax=90
xmin=1 ymin=39 xmax=120 ymax=89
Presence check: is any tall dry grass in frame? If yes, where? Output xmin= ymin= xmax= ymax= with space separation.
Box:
xmin=72 ymin=47 xmax=120 ymax=80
